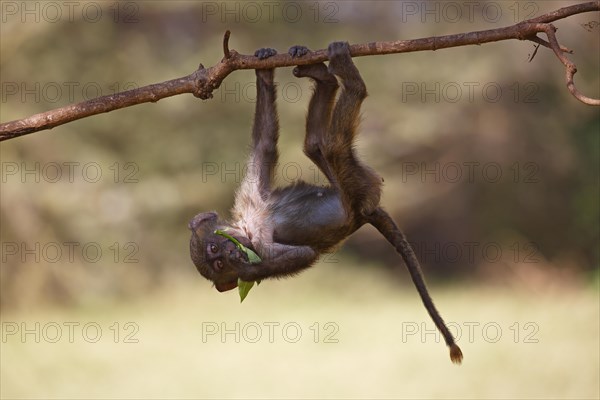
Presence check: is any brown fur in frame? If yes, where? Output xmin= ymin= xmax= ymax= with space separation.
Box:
xmin=189 ymin=42 xmax=462 ymax=363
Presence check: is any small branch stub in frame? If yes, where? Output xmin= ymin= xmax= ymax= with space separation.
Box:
xmin=223 ymin=30 xmax=231 ymax=59
xmin=192 ymin=66 xmax=214 ymax=100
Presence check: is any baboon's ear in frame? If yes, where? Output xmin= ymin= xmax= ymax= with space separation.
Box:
xmin=188 ymin=212 xmax=218 ymax=231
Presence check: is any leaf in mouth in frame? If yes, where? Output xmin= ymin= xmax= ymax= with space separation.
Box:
xmin=214 ymin=229 xmax=262 ymax=302
xmin=214 ymin=230 xmax=262 ymax=264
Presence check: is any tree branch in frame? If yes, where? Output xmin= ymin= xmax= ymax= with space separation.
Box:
xmin=1 ymin=1 xmax=598 ymax=141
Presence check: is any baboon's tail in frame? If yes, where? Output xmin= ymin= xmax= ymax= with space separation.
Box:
xmin=368 ymin=207 xmax=463 ymax=364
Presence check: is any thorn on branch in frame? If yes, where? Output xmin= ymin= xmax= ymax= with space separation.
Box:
xmin=528 ymin=44 xmax=540 ymax=62
xmin=223 ymin=30 xmax=231 ymax=59
xmin=528 ymin=35 xmax=573 ymax=54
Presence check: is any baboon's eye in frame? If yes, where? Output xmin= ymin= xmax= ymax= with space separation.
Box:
xmin=214 ymin=259 xmax=223 ymax=270
xmin=209 ymin=244 xmax=219 ymax=254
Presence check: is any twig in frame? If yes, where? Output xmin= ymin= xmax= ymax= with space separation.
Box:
xmin=528 ymin=36 xmax=571 ymax=54
xmin=543 ymin=24 xmax=600 ymax=106
xmin=223 ymin=30 xmax=231 ymax=60
xmin=1 ymin=1 xmax=598 ymax=141
xmin=528 ymin=44 xmax=541 ymax=63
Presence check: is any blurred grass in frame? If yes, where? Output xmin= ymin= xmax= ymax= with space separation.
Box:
xmin=2 ymin=260 xmax=598 ymax=400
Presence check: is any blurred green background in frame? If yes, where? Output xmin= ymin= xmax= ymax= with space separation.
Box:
xmin=1 ymin=1 xmax=598 ymax=399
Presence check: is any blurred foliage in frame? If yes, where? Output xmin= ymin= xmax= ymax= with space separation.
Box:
xmin=0 ymin=2 xmax=599 ymax=308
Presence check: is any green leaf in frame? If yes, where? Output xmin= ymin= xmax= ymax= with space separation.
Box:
xmin=238 ymin=279 xmax=255 ymax=302
xmin=214 ymin=230 xmax=262 ymax=264
xmin=214 ymin=230 xmax=262 ymax=302
xmin=244 ymin=248 xmax=262 ymax=264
